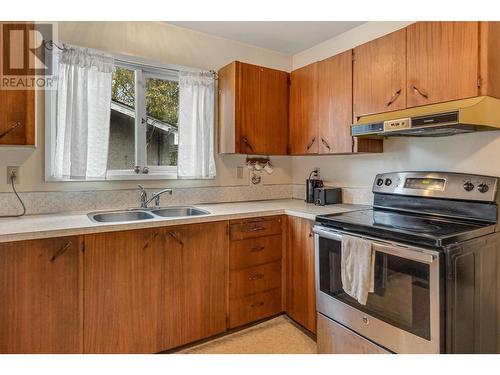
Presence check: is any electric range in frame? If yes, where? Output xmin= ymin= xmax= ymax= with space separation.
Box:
xmin=314 ymin=171 xmax=500 ymax=354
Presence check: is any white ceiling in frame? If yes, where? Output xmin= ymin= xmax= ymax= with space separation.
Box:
xmin=167 ymin=21 xmax=366 ymax=54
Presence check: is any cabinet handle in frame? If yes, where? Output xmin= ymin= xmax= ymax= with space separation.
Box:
xmin=143 ymin=231 xmax=160 ymax=250
xmin=386 ymin=89 xmax=402 ymax=107
xmin=242 ymin=137 xmax=254 ymax=151
xmin=0 ymin=121 xmax=22 ymax=140
xmin=248 ymin=272 xmax=264 ymax=281
xmin=246 ymin=226 xmax=266 ymax=232
xmin=306 ymin=137 xmax=316 ymax=151
xmin=321 ymin=137 xmax=331 ymax=150
xmin=412 ymin=85 xmax=428 ymax=99
xmin=250 ymin=245 xmax=265 ymax=252
xmin=309 ymin=232 xmax=313 ymax=238
xmin=50 ymin=241 xmax=72 ymax=262
xmin=250 ymin=301 xmax=265 ymax=308
xmin=168 ymin=231 xmax=184 ymax=246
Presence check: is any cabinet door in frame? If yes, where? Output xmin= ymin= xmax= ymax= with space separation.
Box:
xmin=289 ymin=62 xmax=318 ymax=154
xmin=84 ymin=228 xmax=179 ymax=353
xmin=238 ymin=62 xmax=261 ymax=153
xmin=353 ymin=28 xmax=406 ymax=118
xmin=286 ymin=216 xmax=316 ymax=333
xmin=0 ymin=236 xmax=82 ymax=353
xmin=172 ymin=222 xmax=228 ymax=344
xmin=259 ymin=66 xmax=289 ymax=155
xmin=318 ymin=50 xmax=353 ymax=154
xmin=407 ymin=21 xmax=479 ymax=107
xmin=0 ymin=23 xmax=35 ymax=145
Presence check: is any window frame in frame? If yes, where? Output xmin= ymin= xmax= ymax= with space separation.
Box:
xmin=45 ymin=51 xmax=183 ymax=182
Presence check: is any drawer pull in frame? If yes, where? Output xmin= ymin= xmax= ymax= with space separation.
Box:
xmin=250 ymin=245 xmax=265 ymax=252
xmin=248 ymin=272 xmax=264 ymax=281
xmin=168 ymin=231 xmax=184 ymax=246
xmin=50 ymin=241 xmax=72 ymax=262
xmin=250 ymin=301 xmax=265 ymax=308
xmin=247 ymin=226 xmax=266 ymax=232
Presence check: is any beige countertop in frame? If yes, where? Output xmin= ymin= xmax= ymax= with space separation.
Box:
xmin=0 ymin=199 xmax=369 ymax=244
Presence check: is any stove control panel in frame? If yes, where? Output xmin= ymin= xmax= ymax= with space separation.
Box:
xmin=372 ymin=172 xmax=498 ymax=202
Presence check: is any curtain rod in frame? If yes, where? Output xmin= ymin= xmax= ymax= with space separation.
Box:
xmin=44 ymin=40 xmax=217 ymax=78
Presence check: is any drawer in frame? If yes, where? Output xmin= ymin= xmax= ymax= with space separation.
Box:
xmin=317 ymin=314 xmax=390 ymax=354
xmin=230 ymin=261 xmax=282 ymax=298
xmin=229 ymin=288 xmax=282 ymax=328
xmin=230 ymin=234 xmax=282 ymax=270
xmin=230 ymin=217 xmax=282 ymax=241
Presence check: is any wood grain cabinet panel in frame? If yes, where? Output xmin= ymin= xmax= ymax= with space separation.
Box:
xmin=230 ymin=234 xmax=283 ymax=270
xmin=229 ymin=289 xmax=282 ymax=329
xmin=318 ymin=50 xmax=354 ymax=154
xmin=0 ymin=22 xmax=35 ymax=145
xmin=84 ymin=228 xmax=175 ymax=354
xmin=171 ymin=222 xmax=228 ymax=345
xmin=286 ymin=216 xmax=316 ymax=333
xmin=0 ymin=236 xmax=82 ymax=353
xmin=407 ymin=21 xmax=479 ymax=107
xmin=353 ymin=28 xmax=407 ymax=118
xmin=84 ymin=222 xmax=228 ymax=353
xmin=230 ymin=216 xmax=282 ymax=241
xmin=218 ymin=61 xmax=289 ymax=155
xmin=229 ymin=261 xmax=282 ymax=298
xmin=289 ymin=62 xmax=319 ymax=155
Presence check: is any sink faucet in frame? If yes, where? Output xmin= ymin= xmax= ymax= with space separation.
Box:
xmin=137 ymin=185 xmax=173 ymax=209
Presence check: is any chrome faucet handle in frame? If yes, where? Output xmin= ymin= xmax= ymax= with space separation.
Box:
xmin=137 ymin=184 xmax=148 ymax=208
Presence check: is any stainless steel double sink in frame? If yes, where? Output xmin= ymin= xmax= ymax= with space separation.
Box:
xmin=88 ymin=206 xmax=210 ymax=223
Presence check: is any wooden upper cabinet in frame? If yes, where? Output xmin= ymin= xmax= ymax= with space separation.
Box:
xmin=218 ymin=61 xmax=289 ymax=155
xmin=0 ymin=236 xmax=82 ymax=354
xmin=318 ymin=50 xmax=353 ymax=154
xmin=353 ymin=28 xmax=407 ymax=119
xmin=0 ymin=22 xmax=35 ymax=146
xmin=407 ymin=21 xmax=479 ymax=107
xmin=289 ymin=62 xmax=319 ymax=155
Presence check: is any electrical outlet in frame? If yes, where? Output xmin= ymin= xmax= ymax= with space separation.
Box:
xmin=7 ymin=166 xmax=20 ymax=185
xmin=313 ymin=167 xmax=320 ymax=177
xmin=236 ymin=166 xmax=243 ymax=179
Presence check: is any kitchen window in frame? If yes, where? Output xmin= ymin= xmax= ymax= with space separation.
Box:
xmin=45 ymin=46 xmax=216 ymax=182
xmin=107 ymin=63 xmax=180 ymax=179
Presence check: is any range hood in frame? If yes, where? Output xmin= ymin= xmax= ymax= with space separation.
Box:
xmin=351 ymin=96 xmax=500 ymax=137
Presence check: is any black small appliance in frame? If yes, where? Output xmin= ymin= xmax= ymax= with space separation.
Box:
xmin=314 ymin=187 xmax=341 ymax=205
xmin=306 ymin=169 xmax=323 ymax=203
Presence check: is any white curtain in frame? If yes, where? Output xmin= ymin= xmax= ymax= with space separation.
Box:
xmin=53 ymin=47 xmax=114 ymax=179
xmin=177 ymin=71 xmax=216 ymax=179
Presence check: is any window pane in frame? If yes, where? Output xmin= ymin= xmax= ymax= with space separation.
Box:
xmin=108 ymin=67 xmax=136 ymax=170
xmin=145 ymin=77 xmax=179 ymax=167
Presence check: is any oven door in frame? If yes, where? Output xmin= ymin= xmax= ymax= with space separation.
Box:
xmin=314 ymin=225 xmax=441 ymax=354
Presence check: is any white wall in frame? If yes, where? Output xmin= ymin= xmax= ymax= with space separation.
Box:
xmin=291 ymin=21 xmax=500 ymax=189
xmin=0 ymin=22 xmax=293 ymax=192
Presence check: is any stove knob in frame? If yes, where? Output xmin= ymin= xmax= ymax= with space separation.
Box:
xmin=463 ymin=181 xmax=474 ymax=191
xmin=385 ymin=178 xmax=392 ymax=186
xmin=376 ymin=178 xmax=384 ymax=186
xmin=478 ymin=183 xmax=489 ymax=193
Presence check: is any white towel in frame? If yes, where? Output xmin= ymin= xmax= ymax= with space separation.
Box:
xmin=341 ymin=235 xmax=375 ymax=305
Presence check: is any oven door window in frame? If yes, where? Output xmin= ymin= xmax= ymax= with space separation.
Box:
xmin=318 ymin=236 xmax=431 ymax=340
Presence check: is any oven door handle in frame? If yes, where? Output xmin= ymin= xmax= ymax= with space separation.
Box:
xmin=313 ymin=226 xmax=437 ymax=264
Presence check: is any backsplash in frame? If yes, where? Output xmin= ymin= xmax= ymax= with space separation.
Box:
xmin=0 ymin=184 xmax=293 ymax=216
xmin=0 ymin=183 xmax=373 ymax=216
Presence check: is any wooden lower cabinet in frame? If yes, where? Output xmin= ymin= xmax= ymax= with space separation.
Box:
xmin=83 ymin=222 xmax=228 ymax=353
xmin=0 ymin=236 xmax=82 ymax=353
xmin=228 ymin=216 xmax=284 ymax=328
xmin=317 ymin=314 xmax=390 ymax=354
xmin=286 ymin=216 xmax=317 ymax=333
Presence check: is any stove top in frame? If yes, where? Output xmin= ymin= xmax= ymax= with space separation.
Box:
xmin=316 ymin=209 xmax=496 ymax=248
